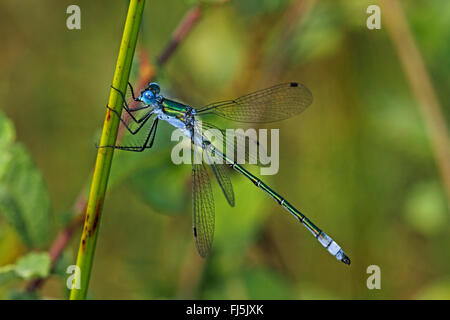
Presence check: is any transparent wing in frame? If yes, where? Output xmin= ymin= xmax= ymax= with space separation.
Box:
xmin=195 ymin=121 xmax=265 ymax=165
xmin=191 ymin=144 xmax=215 ymax=258
xmin=205 ymin=151 xmax=235 ymax=207
xmin=195 ymin=82 xmax=313 ymax=123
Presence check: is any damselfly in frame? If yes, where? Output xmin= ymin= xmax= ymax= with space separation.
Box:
xmin=101 ymin=82 xmax=351 ymax=265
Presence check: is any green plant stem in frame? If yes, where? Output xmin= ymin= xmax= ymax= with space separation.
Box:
xmin=69 ymin=0 xmax=146 ymax=300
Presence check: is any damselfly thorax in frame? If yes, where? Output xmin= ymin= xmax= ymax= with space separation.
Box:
xmin=156 ymin=99 xmax=196 ymax=131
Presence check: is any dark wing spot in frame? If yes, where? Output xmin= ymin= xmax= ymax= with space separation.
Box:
xmin=290 ymin=82 xmax=298 ymax=87
xmin=193 ymin=227 xmax=197 ymax=237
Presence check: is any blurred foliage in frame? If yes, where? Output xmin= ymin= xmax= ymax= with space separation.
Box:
xmin=14 ymin=252 xmax=51 ymax=280
xmin=0 ymin=111 xmax=51 ymax=248
xmin=404 ymin=181 xmax=447 ymax=237
xmin=414 ymin=279 xmax=450 ymax=300
xmin=0 ymin=252 xmax=51 ymax=286
xmin=0 ymin=0 xmax=448 ymax=299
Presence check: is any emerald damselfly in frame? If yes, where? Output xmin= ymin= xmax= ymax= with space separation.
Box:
xmin=101 ymin=82 xmax=351 ymax=265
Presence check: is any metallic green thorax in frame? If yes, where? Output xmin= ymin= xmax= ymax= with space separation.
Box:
xmin=161 ymin=98 xmax=190 ymax=120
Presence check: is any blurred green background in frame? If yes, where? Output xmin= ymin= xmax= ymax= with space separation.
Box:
xmin=0 ymin=0 xmax=449 ymax=299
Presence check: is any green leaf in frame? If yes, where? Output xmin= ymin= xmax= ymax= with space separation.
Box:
xmin=0 ymin=264 xmax=19 ymax=286
xmin=14 ymin=252 xmax=51 ymax=280
xmin=0 ymin=252 xmax=51 ymax=286
xmin=0 ymin=188 xmax=32 ymax=247
xmin=0 ymin=110 xmax=51 ymax=247
xmin=0 ymin=110 xmax=15 ymax=151
xmin=0 ymin=111 xmax=15 ymax=182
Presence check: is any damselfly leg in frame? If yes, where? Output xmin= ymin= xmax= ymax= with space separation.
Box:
xmin=98 ymin=117 xmax=159 ymax=152
xmin=106 ymin=106 xmax=153 ymax=135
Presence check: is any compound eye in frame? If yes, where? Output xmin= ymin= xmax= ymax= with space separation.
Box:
xmin=148 ymin=82 xmax=160 ymax=95
xmin=145 ymin=91 xmax=155 ymax=99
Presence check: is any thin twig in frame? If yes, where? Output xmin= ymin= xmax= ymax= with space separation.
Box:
xmin=157 ymin=4 xmax=202 ymax=66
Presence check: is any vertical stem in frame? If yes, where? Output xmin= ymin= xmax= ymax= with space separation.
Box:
xmin=381 ymin=0 xmax=450 ymax=206
xmin=69 ymin=0 xmax=146 ymax=300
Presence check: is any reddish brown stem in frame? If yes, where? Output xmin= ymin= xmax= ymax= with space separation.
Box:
xmin=158 ymin=5 xmax=202 ymax=65
xmin=26 ymin=198 xmax=86 ymax=292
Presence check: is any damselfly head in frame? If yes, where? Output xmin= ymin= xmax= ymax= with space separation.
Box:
xmin=139 ymin=82 xmax=161 ymax=105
